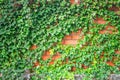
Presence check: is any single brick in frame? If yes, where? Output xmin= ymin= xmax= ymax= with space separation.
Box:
xmin=52 ymin=52 xmax=61 ymax=60
xmin=64 ymin=35 xmax=72 ymax=39
xmin=49 ymin=60 xmax=54 ymax=65
xmin=64 ymin=40 xmax=78 ymax=45
xmin=29 ymin=44 xmax=37 ymax=50
xmin=94 ymin=17 xmax=106 ymax=24
xmin=45 ymin=50 xmax=51 ymax=55
xmin=42 ymin=51 xmax=51 ymax=61
xmin=42 ymin=55 xmax=50 ymax=61
xmin=99 ymin=25 xmax=118 ymax=34
xmin=108 ymin=30 xmax=114 ymax=34
xmin=70 ymin=0 xmax=80 ymax=5
xmin=99 ymin=29 xmax=115 ymax=34
xmin=106 ymin=25 xmax=118 ymax=33
xmin=82 ymin=64 xmax=88 ymax=69
xmin=70 ymin=0 xmax=75 ymax=4
xmin=115 ymin=50 xmax=120 ymax=54
xmin=106 ymin=25 xmax=116 ymax=30
xmin=106 ymin=61 xmax=115 ymax=67
xmin=72 ymin=35 xmax=80 ymax=40
xmin=71 ymin=66 xmax=76 ymax=71
xmin=99 ymin=30 xmax=107 ymax=34
xmin=33 ymin=61 xmax=40 ymax=67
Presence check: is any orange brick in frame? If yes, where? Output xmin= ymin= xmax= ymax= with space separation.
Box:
xmin=82 ymin=64 xmax=88 ymax=69
xmin=99 ymin=29 xmax=115 ymax=34
xmin=70 ymin=0 xmax=80 ymax=5
xmin=42 ymin=55 xmax=50 ymax=61
xmin=70 ymin=0 xmax=75 ymax=4
xmin=107 ymin=30 xmax=113 ymax=34
xmin=49 ymin=60 xmax=54 ymax=65
xmin=71 ymin=66 xmax=76 ymax=71
xmin=106 ymin=61 xmax=115 ymax=67
xmin=94 ymin=18 xmax=106 ymax=24
xmin=64 ymin=40 xmax=78 ymax=45
xmin=106 ymin=25 xmax=118 ymax=33
xmin=64 ymin=35 xmax=72 ymax=39
xmin=29 ymin=44 xmax=37 ymax=50
xmin=106 ymin=25 xmax=115 ymax=30
xmin=52 ymin=52 xmax=61 ymax=60
xmin=72 ymin=35 xmax=80 ymax=40
xmin=33 ymin=61 xmax=40 ymax=67
xmin=61 ymin=40 xmax=65 ymax=44
xmin=42 ymin=51 xmax=51 ymax=61
xmin=99 ymin=30 xmax=107 ymax=34
xmin=71 ymin=32 xmax=77 ymax=35
xmin=45 ymin=50 xmax=51 ymax=55
xmin=115 ymin=50 xmax=120 ymax=54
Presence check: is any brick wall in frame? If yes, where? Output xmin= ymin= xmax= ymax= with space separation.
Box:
xmin=32 ymin=17 xmax=120 ymax=72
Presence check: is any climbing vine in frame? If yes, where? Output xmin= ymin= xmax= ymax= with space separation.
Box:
xmin=0 ymin=0 xmax=120 ymax=80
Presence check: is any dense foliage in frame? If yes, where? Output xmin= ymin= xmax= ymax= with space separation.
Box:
xmin=0 ymin=0 xmax=120 ymax=80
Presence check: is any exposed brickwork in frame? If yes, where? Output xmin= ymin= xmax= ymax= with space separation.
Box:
xmin=42 ymin=50 xmax=51 ymax=61
xmin=34 ymin=17 xmax=119 ymax=69
xmin=71 ymin=66 xmax=76 ymax=71
xmin=94 ymin=17 xmax=119 ymax=34
xmin=33 ymin=61 xmax=40 ymax=67
xmin=99 ymin=25 xmax=118 ymax=34
xmin=70 ymin=0 xmax=80 ymax=5
xmin=82 ymin=64 xmax=89 ymax=69
xmin=48 ymin=52 xmax=61 ymax=65
xmin=29 ymin=44 xmax=37 ymax=50
xmin=51 ymin=52 xmax=61 ymax=60
xmin=94 ymin=17 xmax=107 ymax=24
xmin=106 ymin=61 xmax=115 ymax=67
xmin=64 ymin=40 xmax=78 ymax=45
xmin=41 ymin=51 xmax=61 ymax=66
xmin=115 ymin=50 xmax=120 ymax=54
xmin=49 ymin=60 xmax=54 ymax=65
xmin=72 ymin=35 xmax=80 ymax=39
xmin=64 ymin=35 xmax=72 ymax=39
xmin=62 ymin=28 xmax=84 ymax=46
